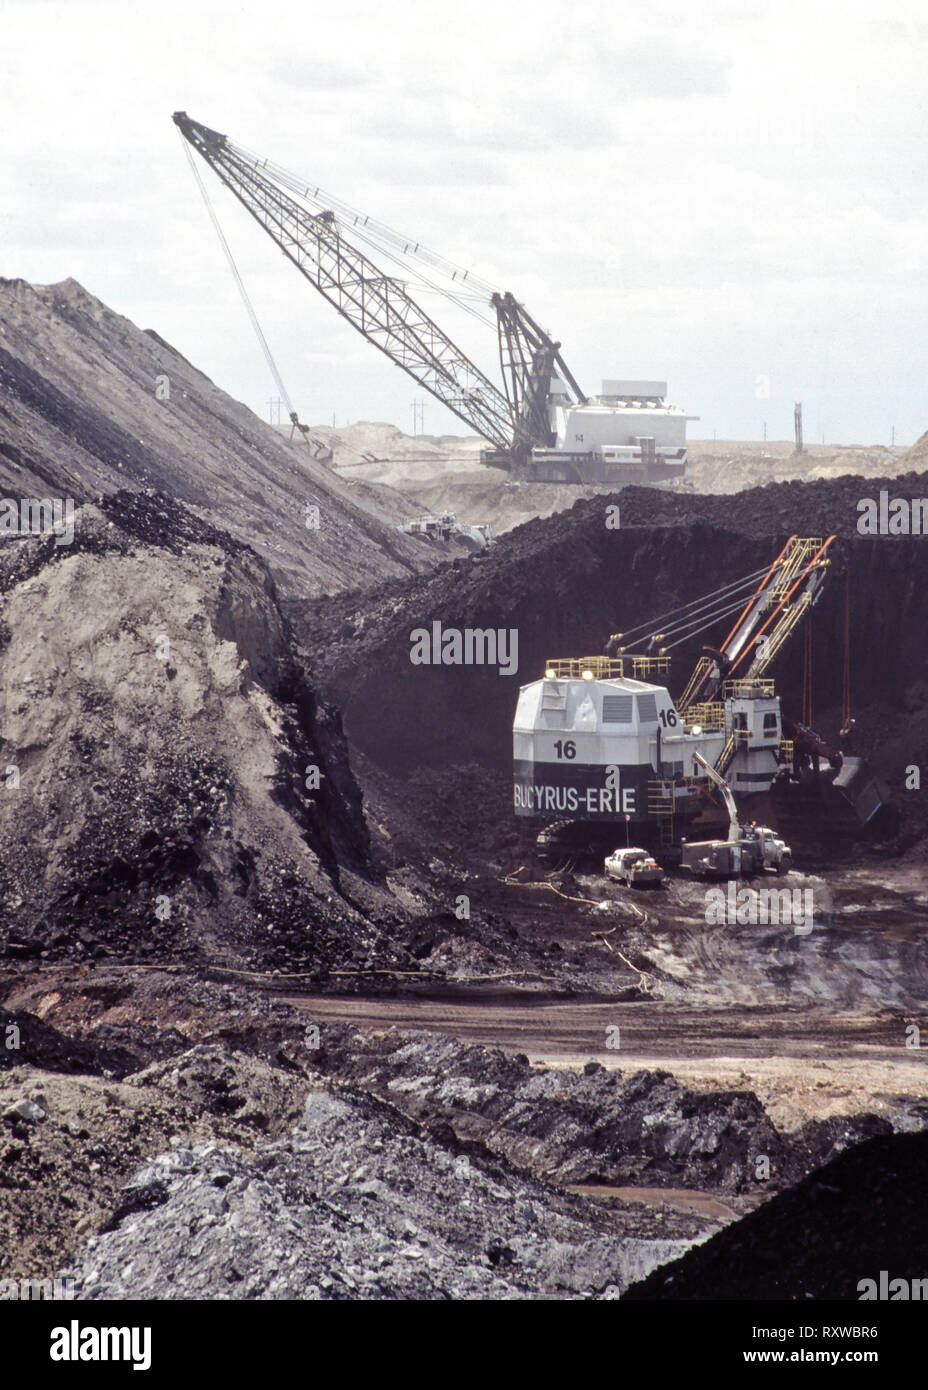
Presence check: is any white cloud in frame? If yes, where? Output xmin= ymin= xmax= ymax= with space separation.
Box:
xmin=1 ymin=0 xmax=926 ymax=446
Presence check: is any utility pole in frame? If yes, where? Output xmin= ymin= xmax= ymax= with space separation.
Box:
xmin=763 ymin=421 xmax=767 ymax=441
xmin=267 ymin=397 xmax=283 ymax=426
xmin=892 ymin=424 xmax=896 ymax=447
xmin=412 ymin=399 xmax=425 ymax=436
xmin=794 ymin=402 xmax=804 ymax=455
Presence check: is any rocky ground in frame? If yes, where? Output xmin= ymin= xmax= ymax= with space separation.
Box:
xmin=2 ymin=277 xmax=928 ymax=1302
xmin=0 ymin=978 xmax=721 ymax=1293
xmin=0 ymin=974 xmax=907 ymax=1299
xmin=60 ymin=1083 xmax=704 ymax=1301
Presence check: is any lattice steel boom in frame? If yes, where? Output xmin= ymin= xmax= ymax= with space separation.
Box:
xmin=174 ymin=112 xmax=522 ymax=454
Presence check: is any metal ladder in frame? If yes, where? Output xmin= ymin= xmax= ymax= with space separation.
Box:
xmin=648 ymin=778 xmax=676 ymax=846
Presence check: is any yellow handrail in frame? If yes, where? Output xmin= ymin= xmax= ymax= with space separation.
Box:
xmin=543 ymin=656 xmax=626 ymax=679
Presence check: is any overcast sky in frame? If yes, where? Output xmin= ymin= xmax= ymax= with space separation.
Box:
xmin=4 ymin=0 xmax=927 ymax=445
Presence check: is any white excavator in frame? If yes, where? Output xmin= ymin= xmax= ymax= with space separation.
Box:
xmin=680 ymin=752 xmax=792 ymax=878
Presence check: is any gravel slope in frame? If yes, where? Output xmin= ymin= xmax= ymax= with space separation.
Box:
xmin=0 ymin=277 xmax=439 ymax=597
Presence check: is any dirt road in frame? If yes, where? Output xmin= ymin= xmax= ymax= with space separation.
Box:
xmin=281 ymin=990 xmax=928 ymax=1130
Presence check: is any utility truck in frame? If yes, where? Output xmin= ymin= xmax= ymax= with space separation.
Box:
xmin=680 ymin=752 xmax=791 ymax=878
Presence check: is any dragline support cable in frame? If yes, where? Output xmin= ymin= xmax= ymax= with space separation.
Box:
xmin=174 ymin=112 xmax=516 ymax=451
xmin=180 ymin=133 xmax=307 ymax=435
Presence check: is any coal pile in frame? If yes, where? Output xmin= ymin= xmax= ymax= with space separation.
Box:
xmin=623 ymin=1130 xmax=928 ymax=1300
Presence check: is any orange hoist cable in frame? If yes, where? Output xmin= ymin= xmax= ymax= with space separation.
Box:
xmin=802 ymin=618 xmax=814 ymax=726
xmin=842 ymin=570 xmax=852 ymax=728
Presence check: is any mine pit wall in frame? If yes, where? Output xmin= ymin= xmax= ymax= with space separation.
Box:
xmin=308 ymin=524 xmax=928 ymax=843
xmin=209 ymin=560 xmax=372 ymax=880
xmin=271 ymin=663 xmax=374 ymax=884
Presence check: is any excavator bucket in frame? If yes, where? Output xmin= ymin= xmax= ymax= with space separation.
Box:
xmin=832 ymin=756 xmax=890 ymax=826
xmin=771 ymin=755 xmax=891 ymax=837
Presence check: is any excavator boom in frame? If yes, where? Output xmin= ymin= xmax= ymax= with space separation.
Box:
xmin=679 ymin=536 xmax=835 ymax=711
xmin=693 ymin=750 xmax=740 ymax=839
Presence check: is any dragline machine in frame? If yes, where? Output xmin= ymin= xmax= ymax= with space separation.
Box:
xmin=173 ymin=113 xmax=694 ymax=484
xmin=514 ymin=535 xmax=888 ymax=849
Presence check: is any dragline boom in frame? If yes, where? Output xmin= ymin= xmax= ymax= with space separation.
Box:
xmin=173 ymin=112 xmax=519 ymax=453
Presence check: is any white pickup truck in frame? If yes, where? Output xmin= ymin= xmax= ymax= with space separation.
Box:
xmin=604 ymin=847 xmax=665 ymax=887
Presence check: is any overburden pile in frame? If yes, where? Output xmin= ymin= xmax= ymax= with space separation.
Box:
xmin=0 ymin=490 xmax=410 ymax=974
xmin=0 ymin=276 xmax=435 ymax=597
